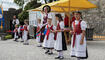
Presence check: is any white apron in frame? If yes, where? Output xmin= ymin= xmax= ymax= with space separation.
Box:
xmin=42 ymin=24 xmax=55 ymax=48
xmin=22 ymin=25 xmax=29 ymax=43
xmin=54 ymin=21 xmax=67 ymax=51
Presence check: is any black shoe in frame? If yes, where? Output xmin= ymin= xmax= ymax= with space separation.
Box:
xmin=42 ymin=47 xmax=46 ymax=49
xmin=14 ymin=39 xmax=16 ymax=41
xmin=59 ymin=56 xmax=64 ymax=59
xmin=14 ymin=40 xmax=18 ymax=42
xmin=37 ymin=45 xmax=42 ymax=47
xmin=23 ymin=43 xmax=29 ymax=45
xmin=45 ymin=50 xmax=49 ymax=54
xmin=48 ymin=52 xmax=53 ymax=55
xmin=21 ymin=41 xmax=24 ymax=42
xmin=55 ymin=56 xmax=60 ymax=59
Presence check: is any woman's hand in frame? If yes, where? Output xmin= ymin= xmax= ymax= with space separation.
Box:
xmin=64 ymin=28 xmax=70 ymax=32
xmin=42 ymin=33 xmax=44 ymax=35
xmin=80 ymin=39 xmax=84 ymax=45
xmin=51 ymin=31 xmax=55 ymax=33
xmin=70 ymin=31 xmax=74 ymax=34
xmin=56 ymin=30 xmax=63 ymax=32
xmin=80 ymin=30 xmax=85 ymax=45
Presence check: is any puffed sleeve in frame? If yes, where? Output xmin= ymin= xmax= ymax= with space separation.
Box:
xmin=48 ymin=13 xmax=53 ymax=18
xmin=81 ymin=21 xmax=87 ymax=30
xmin=12 ymin=20 xmax=14 ymax=24
xmin=16 ymin=19 xmax=19 ymax=25
xmin=27 ymin=25 xmax=30 ymax=31
xmin=60 ymin=21 xmax=64 ymax=29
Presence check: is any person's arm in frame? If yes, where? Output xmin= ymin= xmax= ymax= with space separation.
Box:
xmin=16 ymin=19 xmax=20 ymax=25
xmin=55 ymin=30 xmax=64 ymax=32
xmin=12 ymin=20 xmax=14 ymax=24
xmin=80 ymin=21 xmax=87 ymax=45
xmin=80 ymin=30 xmax=85 ymax=45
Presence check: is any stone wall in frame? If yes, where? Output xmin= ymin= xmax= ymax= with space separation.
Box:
xmin=82 ymin=0 xmax=105 ymax=35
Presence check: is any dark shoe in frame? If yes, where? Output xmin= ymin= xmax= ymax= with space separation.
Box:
xmin=37 ymin=45 xmax=42 ymax=47
xmin=14 ymin=40 xmax=18 ymax=42
xmin=48 ymin=52 xmax=53 ymax=55
xmin=45 ymin=50 xmax=49 ymax=54
xmin=59 ymin=56 xmax=64 ymax=59
xmin=55 ymin=56 xmax=60 ymax=59
xmin=42 ymin=47 xmax=46 ymax=49
xmin=15 ymin=40 xmax=19 ymax=42
xmin=21 ymin=41 xmax=24 ymax=42
xmin=14 ymin=39 xmax=16 ymax=41
xmin=23 ymin=43 xmax=29 ymax=45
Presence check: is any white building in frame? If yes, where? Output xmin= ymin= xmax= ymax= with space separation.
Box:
xmin=29 ymin=11 xmax=58 ymax=26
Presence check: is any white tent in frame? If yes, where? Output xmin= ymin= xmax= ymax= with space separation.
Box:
xmin=0 ymin=0 xmax=19 ymax=11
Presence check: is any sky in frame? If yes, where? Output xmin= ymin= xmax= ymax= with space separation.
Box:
xmin=0 ymin=0 xmax=20 ymax=11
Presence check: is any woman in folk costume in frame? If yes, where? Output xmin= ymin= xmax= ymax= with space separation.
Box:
xmin=14 ymin=25 xmax=19 ymax=42
xmin=54 ymin=14 xmax=67 ymax=59
xmin=43 ymin=18 xmax=56 ymax=55
xmin=22 ymin=20 xmax=30 ymax=45
xmin=70 ymin=12 xmax=88 ymax=60
xmin=39 ymin=6 xmax=49 ymax=46
xmin=36 ymin=19 xmax=42 ymax=47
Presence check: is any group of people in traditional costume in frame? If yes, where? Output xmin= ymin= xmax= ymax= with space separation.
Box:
xmin=12 ymin=7 xmax=88 ymax=60
xmin=35 ymin=10 xmax=88 ymax=60
xmin=12 ymin=16 xmax=30 ymax=45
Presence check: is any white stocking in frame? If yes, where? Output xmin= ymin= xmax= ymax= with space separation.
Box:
xmin=58 ymin=51 xmax=63 ymax=57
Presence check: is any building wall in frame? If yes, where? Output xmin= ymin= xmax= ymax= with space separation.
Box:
xmin=29 ymin=11 xmax=65 ymax=27
xmin=29 ymin=11 xmax=38 ymax=26
xmin=82 ymin=0 xmax=105 ymax=35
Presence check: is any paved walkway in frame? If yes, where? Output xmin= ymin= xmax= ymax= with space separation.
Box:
xmin=0 ymin=39 xmax=105 ymax=60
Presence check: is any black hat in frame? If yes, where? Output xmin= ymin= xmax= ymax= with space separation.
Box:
xmin=42 ymin=5 xmax=51 ymax=13
xmin=75 ymin=11 xmax=82 ymax=15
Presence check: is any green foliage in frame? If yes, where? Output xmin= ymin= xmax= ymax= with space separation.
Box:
xmin=17 ymin=0 xmax=41 ymax=22
xmin=24 ymin=0 xmax=37 ymax=10
xmin=5 ymin=35 xmax=12 ymax=39
xmin=18 ymin=10 xmax=29 ymax=22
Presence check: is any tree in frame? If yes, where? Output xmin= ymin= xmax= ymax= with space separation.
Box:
xmin=17 ymin=0 xmax=41 ymax=22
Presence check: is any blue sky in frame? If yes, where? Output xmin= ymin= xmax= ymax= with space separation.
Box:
xmin=0 ymin=0 xmax=19 ymax=11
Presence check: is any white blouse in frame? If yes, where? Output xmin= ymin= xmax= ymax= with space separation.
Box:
xmin=72 ymin=20 xmax=87 ymax=30
xmin=57 ymin=21 xmax=64 ymax=30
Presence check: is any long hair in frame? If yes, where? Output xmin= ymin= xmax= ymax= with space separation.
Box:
xmin=55 ymin=14 xmax=63 ymax=22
